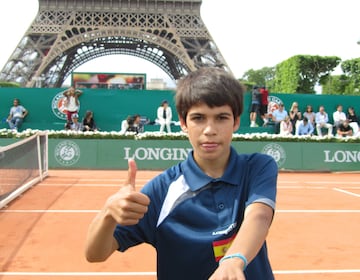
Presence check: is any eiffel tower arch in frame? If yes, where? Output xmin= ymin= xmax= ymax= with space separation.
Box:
xmin=0 ymin=0 xmax=231 ymax=88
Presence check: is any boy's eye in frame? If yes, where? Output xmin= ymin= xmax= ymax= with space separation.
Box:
xmin=217 ymin=114 xmax=231 ymax=120
xmin=190 ymin=115 xmax=204 ymax=121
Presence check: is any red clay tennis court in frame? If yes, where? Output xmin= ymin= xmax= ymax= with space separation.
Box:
xmin=1 ymin=170 xmax=360 ymax=280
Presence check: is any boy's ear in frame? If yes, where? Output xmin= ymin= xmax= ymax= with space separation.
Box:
xmin=233 ymin=116 xmax=241 ymax=132
xmin=179 ymin=115 xmax=188 ymax=133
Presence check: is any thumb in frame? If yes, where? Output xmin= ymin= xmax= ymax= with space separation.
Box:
xmin=124 ymin=158 xmax=137 ymax=191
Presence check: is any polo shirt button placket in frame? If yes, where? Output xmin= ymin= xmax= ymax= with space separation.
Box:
xmin=218 ymin=203 xmax=225 ymax=210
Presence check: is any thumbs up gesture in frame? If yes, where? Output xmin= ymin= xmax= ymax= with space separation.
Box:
xmin=105 ymin=159 xmax=150 ymax=226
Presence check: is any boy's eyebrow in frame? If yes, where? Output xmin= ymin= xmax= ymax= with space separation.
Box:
xmin=188 ymin=112 xmax=232 ymax=117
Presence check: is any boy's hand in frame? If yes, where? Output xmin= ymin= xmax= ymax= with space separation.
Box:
xmin=104 ymin=159 xmax=150 ymax=226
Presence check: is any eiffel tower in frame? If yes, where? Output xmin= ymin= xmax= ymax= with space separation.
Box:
xmin=0 ymin=0 xmax=230 ymax=88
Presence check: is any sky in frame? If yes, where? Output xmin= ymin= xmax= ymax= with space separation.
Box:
xmin=0 ymin=0 xmax=359 ymax=87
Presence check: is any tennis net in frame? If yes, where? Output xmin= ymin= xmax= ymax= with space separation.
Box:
xmin=0 ymin=132 xmax=48 ymax=208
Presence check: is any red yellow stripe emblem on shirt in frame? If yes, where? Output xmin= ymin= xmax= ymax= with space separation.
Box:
xmin=212 ymin=234 xmax=236 ymax=262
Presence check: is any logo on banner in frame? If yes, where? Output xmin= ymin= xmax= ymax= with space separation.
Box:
xmin=54 ymin=140 xmax=80 ymax=166
xmin=267 ymin=96 xmax=284 ymax=118
xmin=262 ymin=143 xmax=286 ymax=167
xmin=51 ymin=91 xmax=80 ymax=120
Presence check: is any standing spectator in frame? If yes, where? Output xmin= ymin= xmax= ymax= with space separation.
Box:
xmin=249 ymin=86 xmax=261 ymax=127
xmin=332 ymin=104 xmax=346 ymax=130
xmin=7 ymin=98 xmax=28 ymax=131
xmin=85 ymin=67 xmax=278 ymax=279
xmin=259 ymin=86 xmax=269 ymax=126
xmin=82 ymin=110 xmax=98 ymax=132
xmin=157 ymin=100 xmax=172 ymax=133
xmin=303 ymin=105 xmax=316 ymax=125
xmin=271 ymin=103 xmax=288 ymax=133
xmin=63 ymin=86 xmax=83 ymax=125
xmin=288 ymin=102 xmax=302 ymax=134
xmin=279 ymin=115 xmax=293 ymax=136
xmin=315 ymin=105 xmax=333 ymax=136
xmin=336 ymin=119 xmax=353 ymax=137
xmin=296 ymin=117 xmax=314 ymax=136
xmin=346 ymin=106 xmax=359 ymax=136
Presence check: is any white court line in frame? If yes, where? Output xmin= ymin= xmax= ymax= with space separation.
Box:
xmin=1 ymin=209 xmax=360 ymax=213
xmin=277 ymin=209 xmax=360 ymax=213
xmin=333 ymin=187 xmax=360 ymax=198
xmin=274 ymin=269 xmax=360 ymax=274
xmin=1 ymin=269 xmax=360 ymax=276
xmin=280 ymin=181 xmax=360 ymax=185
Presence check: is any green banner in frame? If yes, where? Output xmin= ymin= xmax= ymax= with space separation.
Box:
xmin=45 ymin=139 xmax=360 ymax=171
xmin=1 ymin=138 xmax=359 ymax=171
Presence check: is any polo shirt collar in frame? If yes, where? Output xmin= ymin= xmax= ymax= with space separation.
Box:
xmin=181 ymin=147 xmax=239 ymax=191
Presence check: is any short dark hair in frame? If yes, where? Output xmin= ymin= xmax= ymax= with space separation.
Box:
xmin=175 ymin=67 xmax=244 ymax=121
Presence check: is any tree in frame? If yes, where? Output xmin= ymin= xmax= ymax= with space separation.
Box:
xmin=273 ymin=55 xmax=341 ymax=93
xmin=241 ymin=67 xmax=275 ymax=88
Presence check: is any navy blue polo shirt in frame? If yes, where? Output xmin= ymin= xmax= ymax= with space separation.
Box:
xmin=114 ymin=147 xmax=277 ymax=280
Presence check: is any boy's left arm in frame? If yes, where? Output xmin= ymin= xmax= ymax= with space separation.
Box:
xmin=209 ymin=202 xmax=274 ymax=280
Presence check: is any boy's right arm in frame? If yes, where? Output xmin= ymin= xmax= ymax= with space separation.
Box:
xmin=85 ymin=159 xmax=150 ymax=262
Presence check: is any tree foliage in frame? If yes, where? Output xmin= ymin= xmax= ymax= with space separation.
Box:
xmin=241 ymin=67 xmax=275 ymax=88
xmin=0 ymin=81 xmax=21 ymax=88
xmin=273 ymin=55 xmax=341 ymax=93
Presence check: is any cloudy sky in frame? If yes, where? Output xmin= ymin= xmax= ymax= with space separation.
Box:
xmin=0 ymin=0 xmax=359 ymax=86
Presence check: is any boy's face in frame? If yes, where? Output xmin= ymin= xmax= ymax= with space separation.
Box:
xmin=180 ymin=103 xmax=240 ymax=165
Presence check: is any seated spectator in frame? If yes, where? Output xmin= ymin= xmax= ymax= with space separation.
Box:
xmin=271 ymin=103 xmax=288 ymax=133
xmin=279 ymin=115 xmax=293 ymax=136
xmin=336 ymin=119 xmax=353 ymax=137
xmin=289 ymin=102 xmax=302 ymax=133
xmin=82 ymin=110 xmax=98 ymax=132
xmin=346 ymin=106 xmax=360 ymax=136
xmin=296 ymin=117 xmax=314 ymax=136
xmin=70 ymin=113 xmax=82 ymax=131
xmin=120 ymin=114 xmax=143 ymax=134
xmin=6 ymin=98 xmax=28 ymax=131
xmin=303 ymin=105 xmax=316 ymax=125
xmin=315 ymin=105 xmax=333 ymax=137
xmin=332 ymin=104 xmax=346 ymax=130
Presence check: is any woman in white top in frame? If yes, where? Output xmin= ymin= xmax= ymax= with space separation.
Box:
xmin=63 ymin=86 xmax=83 ymax=123
xmin=156 ymin=100 xmax=172 ymax=133
xmin=279 ymin=116 xmax=293 ymax=136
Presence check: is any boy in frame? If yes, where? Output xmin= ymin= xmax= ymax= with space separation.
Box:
xmin=85 ymin=67 xmax=278 ymax=279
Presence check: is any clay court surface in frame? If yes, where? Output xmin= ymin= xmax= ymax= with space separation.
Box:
xmin=1 ymin=170 xmax=360 ymax=280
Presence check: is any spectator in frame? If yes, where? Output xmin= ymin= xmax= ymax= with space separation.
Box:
xmin=120 ymin=114 xmax=143 ymax=134
xmin=259 ymin=86 xmax=269 ymax=126
xmin=157 ymin=100 xmax=172 ymax=133
xmin=85 ymin=67 xmax=278 ymax=279
xmin=63 ymin=86 xmax=83 ymax=125
xmin=315 ymin=105 xmax=333 ymax=137
xmin=82 ymin=110 xmax=98 ymax=132
xmin=288 ymin=102 xmax=302 ymax=134
xmin=6 ymin=98 xmax=28 ymax=131
xmin=303 ymin=105 xmax=316 ymax=125
xmin=332 ymin=104 xmax=346 ymax=130
xmin=296 ymin=117 xmax=314 ymax=136
xmin=271 ymin=103 xmax=288 ymax=133
xmin=279 ymin=115 xmax=293 ymax=136
xmin=336 ymin=119 xmax=353 ymax=137
xmin=249 ymin=85 xmax=261 ymax=127
xmin=346 ymin=106 xmax=360 ymax=136
xmin=70 ymin=113 xmax=82 ymax=131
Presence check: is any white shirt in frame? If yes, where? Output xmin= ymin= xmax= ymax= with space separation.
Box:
xmin=333 ymin=111 xmax=346 ymax=123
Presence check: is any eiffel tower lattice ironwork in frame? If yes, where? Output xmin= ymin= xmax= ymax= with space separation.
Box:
xmin=0 ymin=0 xmax=231 ymax=88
